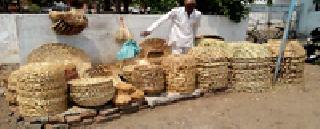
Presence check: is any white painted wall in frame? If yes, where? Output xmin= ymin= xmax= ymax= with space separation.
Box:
xmin=298 ymin=0 xmax=320 ymax=35
xmin=0 ymin=15 xmax=20 ymax=63
xmin=0 ymin=14 xmax=248 ymax=64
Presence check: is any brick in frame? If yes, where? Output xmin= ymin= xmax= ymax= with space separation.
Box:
xmin=119 ymin=104 xmax=139 ymax=114
xmin=24 ymin=116 xmax=48 ymax=124
xmin=82 ymin=118 xmax=93 ymax=125
xmin=94 ymin=116 xmax=108 ymax=123
xmin=24 ymin=124 xmax=42 ymax=129
xmin=65 ymin=115 xmax=81 ymax=123
xmin=99 ymin=108 xmax=119 ymax=116
xmin=48 ymin=114 xmax=65 ymax=123
xmin=45 ymin=124 xmax=69 ymax=129
xmin=80 ymin=109 xmax=97 ymax=118
xmin=9 ymin=106 xmax=18 ymax=113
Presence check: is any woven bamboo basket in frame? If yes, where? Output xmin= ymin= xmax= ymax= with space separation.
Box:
xmin=139 ymin=38 xmax=172 ymax=65
xmin=188 ymin=46 xmax=229 ymax=91
xmin=16 ymin=62 xmax=67 ymax=117
xmin=267 ymin=39 xmax=305 ymax=84
xmin=162 ymin=55 xmax=196 ymax=93
xmin=27 ymin=43 xmax=92 ymax=78
xmin=230 ymin=43 xmax=273 ymax=93
xmin=49 ymin=9 xmax=88 ymax=35
xmin=68 ymin=77 xmax=115 ymax=107
xmin=131 ymin=65 xmax=165 ymax=94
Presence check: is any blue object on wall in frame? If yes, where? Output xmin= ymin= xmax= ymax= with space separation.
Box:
xmin=117 ymin=39 xmax=140 ymax=60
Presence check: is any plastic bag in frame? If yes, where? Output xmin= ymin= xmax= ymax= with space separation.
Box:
xmin=117 ymin=39 xmax=140 ymax=60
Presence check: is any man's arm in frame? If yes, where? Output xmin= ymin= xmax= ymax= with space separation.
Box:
xmin=141 ymin=10 xmax=175 ymax=37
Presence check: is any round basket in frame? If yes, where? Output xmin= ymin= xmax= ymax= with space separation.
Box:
xmin=68 ymin=77 xmax=115 ymax=107
xmin=27 ymin=43 xmax=92 ymax=78
xmin=139 ymin=38 xmax=171 ymax=58
xmin=130 ymin=64 xmax=165 ymax=94
xmin=162 ymin=55 xmax=196 ymax=93
xmin=16 ymin=62 xmax=67 ymax=117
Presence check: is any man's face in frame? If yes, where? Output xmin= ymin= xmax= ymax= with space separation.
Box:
xmin=185 ymin=3 xmax=196 ymax=14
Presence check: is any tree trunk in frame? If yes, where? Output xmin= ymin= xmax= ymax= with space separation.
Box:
xmin=123 ymin=0 xmax=129 ymax=14
xmin=104 ymin=0 xmax=111 ymax=11
xmin=115 ymin=0 xmax=121 ymax=13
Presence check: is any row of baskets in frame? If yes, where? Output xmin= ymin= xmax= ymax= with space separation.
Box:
xmin=4 ymin=38 xmax=305 ymax=117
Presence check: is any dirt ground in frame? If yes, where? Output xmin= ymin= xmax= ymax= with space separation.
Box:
xmin=1 ymin=65 xmax=320 ymax=129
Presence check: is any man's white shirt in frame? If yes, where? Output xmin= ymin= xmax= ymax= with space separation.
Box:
xmin=147 ymin=7 xmax=201 ymax=48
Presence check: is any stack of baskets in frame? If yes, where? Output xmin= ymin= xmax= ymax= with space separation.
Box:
xmin=267 ymin=39 xmax=306 ymax=84
xmin=162 ymin=55 xmax=196 ymax=93
xmin=230 ymin=43 xmax=273 ymax=93
xmin=68 ymin=78 xmax=115 ymax=107
xmin=188 ymin=46 xmax=230 ymax=91
xmin=49 ymin=9 xmax=88 ymax=35
xmin=15 ymin=63 xmax=67 ymax=117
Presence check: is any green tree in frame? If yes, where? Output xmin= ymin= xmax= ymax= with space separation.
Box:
xmin=197 ymin=0 xmax=253 ymax=22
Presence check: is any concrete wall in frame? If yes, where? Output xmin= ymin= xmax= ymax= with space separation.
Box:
xmin=0 ymin=15 xmax=20 ymax=63
xmin=0 ymin=14 xmax=248 ymax=64
xmin=298 ymin=0 xmax=320 ymax=35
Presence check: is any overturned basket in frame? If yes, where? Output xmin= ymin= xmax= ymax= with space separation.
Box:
xmin=27 ymin=43 xmax=92 ymax=78
xmin=49 ymin=10 xmax=88 ymax=35
xmin=139 ymin=38 xmax=172 ymax=65
xmin=68 ymin=78 xmax=115 ymax=107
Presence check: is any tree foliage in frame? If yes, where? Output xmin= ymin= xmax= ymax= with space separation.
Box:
xmin=196 ymin=0 xmax=253 ymax=22
xmin=133 ymin=0 xmax=252 ymax=22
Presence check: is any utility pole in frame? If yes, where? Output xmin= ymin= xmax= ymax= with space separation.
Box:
xmin=273 ymin=0 xmax=297 ymax=84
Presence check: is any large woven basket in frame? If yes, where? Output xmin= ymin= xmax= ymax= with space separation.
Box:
xmin=267 ymin=39 xmax=305 ymax=84
xmin=68 ymin=77 xmax=115 ymax=107
xmin=27 ymin=43 xmax=92 ymax=78
xmin=16 ymin=62 xmax=67 ymax=117
xmin=162 ymin=55 xmax=196 ymax=93
xmin=139 ymin=38 xmax=171 ymax=58
xmin=122 ymin=60 xmax=165 ymax=94
xmin=230 ymin=43 xmax=273 ymax=93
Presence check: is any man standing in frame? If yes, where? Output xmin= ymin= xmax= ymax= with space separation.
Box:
xmin=141 ymin=0 xmax=201 ymax=54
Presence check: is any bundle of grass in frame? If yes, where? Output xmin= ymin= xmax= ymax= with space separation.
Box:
xmin=115 ymin=16 xmax=133 ymax=43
